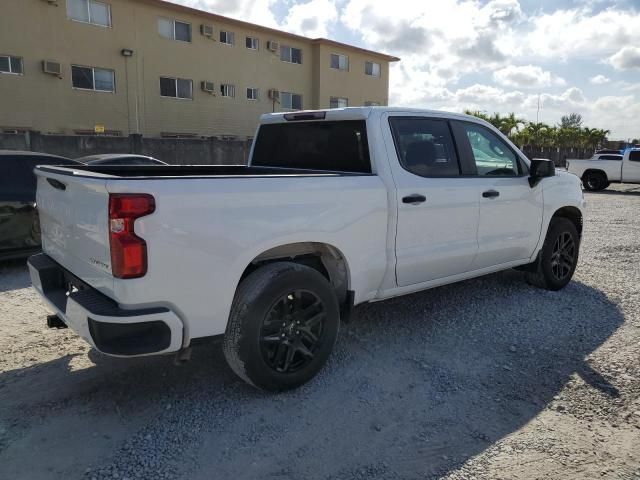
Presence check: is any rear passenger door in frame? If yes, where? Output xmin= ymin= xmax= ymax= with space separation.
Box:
xmin=385 ymin=115 xmax=480 ymax=287
xmin=451 ymin=121 xmax=543 ymax=269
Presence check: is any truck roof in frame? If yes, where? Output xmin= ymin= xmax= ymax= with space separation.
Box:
xmin=259 ymin=107 xmax=488 ymax=125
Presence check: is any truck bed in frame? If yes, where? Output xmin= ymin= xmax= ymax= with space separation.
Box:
xmin=37 ymin=164 xmax=370 ymax=179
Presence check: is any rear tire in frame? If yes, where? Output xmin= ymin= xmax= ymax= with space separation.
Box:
xmin=526 ymin=217 xmax=580 ymax=291
xmin=223 ymin=262 xmax=340 ymax=392
xmin=582 ymin=171 xmax=608 ymax=191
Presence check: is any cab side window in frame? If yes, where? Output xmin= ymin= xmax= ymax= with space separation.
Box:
xmin=461 ymin=123 xmax=521 ymax=176
xmin=629 ymin=151 xmax=640 ymax=162
xmin=389 ymin=117 xmax=460 ymax=177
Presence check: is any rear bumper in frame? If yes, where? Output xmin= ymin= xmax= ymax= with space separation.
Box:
xmin=28 ymin=253 xmax=183 ymax=357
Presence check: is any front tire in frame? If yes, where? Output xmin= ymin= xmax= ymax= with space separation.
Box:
xmin=223 ymin=262 xmax=340 ymax=391
xmin=526 ymin=217 xmax=580 ymax=291
xmin=582 ymin=171 xmax=608 ymax=191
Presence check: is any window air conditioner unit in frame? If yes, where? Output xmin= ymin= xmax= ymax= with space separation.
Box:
xmin=201 ymin=81 xmax=215 ymax=93
xmin=267 ymin=41 xmax=279 ymax=52
xmin=268 ymin=88 xmax=280 ymax=100
xmin=200 ymin=24 xmax=214 ymax=37
xmin=42 ymin=60 xmax=62 ymax=77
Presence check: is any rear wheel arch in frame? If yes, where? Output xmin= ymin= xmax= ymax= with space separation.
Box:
xmin=238 ymin=242 xmax=351 ymax=305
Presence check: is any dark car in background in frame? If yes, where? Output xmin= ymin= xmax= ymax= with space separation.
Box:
xmin=0 ymin=150 xmax=81 ymax=261
xmin=77 ymin=154 xmax=167 ymax=166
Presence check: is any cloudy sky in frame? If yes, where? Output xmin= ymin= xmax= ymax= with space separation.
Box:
xmin=176 ymin=0 xmax=639 ymax=139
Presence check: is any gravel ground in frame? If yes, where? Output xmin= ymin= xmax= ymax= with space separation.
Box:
xmin=1 ymin=184 xmax=639 ymax=480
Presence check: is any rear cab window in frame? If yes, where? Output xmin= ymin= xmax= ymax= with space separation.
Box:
xmin=251 ymin=120 xmax=371 ymax=173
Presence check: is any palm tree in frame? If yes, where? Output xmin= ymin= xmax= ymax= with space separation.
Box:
xmin=499 ymin=112 xmax=526 ymax=138
xmin=525 ymin=122 xmax=549 ymax=146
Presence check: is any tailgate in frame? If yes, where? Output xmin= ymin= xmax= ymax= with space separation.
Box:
xmin=35 ymin=168 xmax=114 ymax=295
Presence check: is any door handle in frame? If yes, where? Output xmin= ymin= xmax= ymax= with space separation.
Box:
xmin=482 ymin=190 xmax=500 ymax=198
xmin=402 ymin=194 xmax=427 ymax=204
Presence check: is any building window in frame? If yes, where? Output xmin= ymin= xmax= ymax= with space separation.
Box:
xmin=330 ymin=97 xmax=348 ymax=108
xmin=246 ymin=36 xmax=259 ymax=49
xmin=281 ymin=92 xmax=302 ymax=110
xmin=365 ymin=61 xmax=381 ymax=77
xmin=364 ymin=101 xmax=380 ymax=106
xmin=75 ymin=129 xmax=122 ymax=136
xmin=330 ymin=53 xmax=348 ymax=71
xmin=71 ymin=65 xmax=115 ymax=92
xmin=220 ymin=84 xmax=235 ymax=97
xmin=220 ymin=31 xmax=235 ymax=45
xmin=158 ymin=17 xmax=192 ymax=42
xmin=0 ymin=55 xmax=23 ymax=75
xmin=67 ymin=0 xmax=111 ymax=27
xmin=160 ymin=77 xmax=192 ymax=99
xmin=247 ymin=87 xmax=259 ymax=100
xmin=280 ymin=45 xmax=302 ymax=64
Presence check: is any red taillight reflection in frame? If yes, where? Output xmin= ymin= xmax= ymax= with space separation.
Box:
xmin=108 ymin=194 xmax=155 ymax=279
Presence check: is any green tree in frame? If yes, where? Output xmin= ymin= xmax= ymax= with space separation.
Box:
xmin=499 ymin=112 xmax=526 ymax=137
xmin=560 ymin=113 xmax=583 ymax=129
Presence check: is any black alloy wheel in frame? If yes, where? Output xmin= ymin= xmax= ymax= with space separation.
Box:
xmin=260 ymin=290 xmax=326 ymax=374
xmin=549 ymin=231 xmax=576 ymax=281
xmin=525 ymin=217 xmax=580 ymax=291
xmin=223 ymin=262 xmax=340 ymax=391
xmin=583 ymin=171 xmax=607 ymax=191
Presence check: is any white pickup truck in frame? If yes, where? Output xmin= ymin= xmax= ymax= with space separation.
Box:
xmin=567 ymin=149 xmax=640 ymax=191
xmin=28 ymin=107 xmax=585 ymax=391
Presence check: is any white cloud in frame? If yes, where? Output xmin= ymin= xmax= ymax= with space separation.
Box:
xmin=493 ymin=65 xmax=565 ymax=88
xmin=281 ymin=0 xmax=338 ymax=37
xmin=589 ymin=75 xmax=610 ymax=85
xmin=170 ymin=0 xmax=279 ymax=28
xmin=537 ymin=87 xmax=586 ymax=110
xmin=342 ymin=0 xmax=522 ymax=69
xmin=455 ymin=84 xmax=525 ymax=106
xmin=608 ymin=46 xmax=640 ymax=70
xmin=525 ymin=7 xmax=639 ymax=60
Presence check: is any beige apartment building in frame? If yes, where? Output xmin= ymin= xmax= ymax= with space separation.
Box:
xmin=0 ymin=0 xmax=399 ymax=138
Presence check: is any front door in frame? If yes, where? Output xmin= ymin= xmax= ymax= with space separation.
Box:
xmin=452 ymin=121 xmax=543 ymax=269
xmin=385 ymin=115 xmax=480 ymax=287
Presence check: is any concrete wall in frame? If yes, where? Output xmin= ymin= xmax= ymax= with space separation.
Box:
xmin=0 ymin=0 xmax=396 ymax=138
xmin=0 ymin=132 xmax=251 ymax=165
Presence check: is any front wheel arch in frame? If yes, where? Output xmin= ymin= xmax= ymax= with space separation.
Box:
xmin=550 ymin=206 xmax=583 ymax=238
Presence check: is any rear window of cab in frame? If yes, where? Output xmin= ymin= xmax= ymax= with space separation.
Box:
xmin=251 ymin=121 xmax=371 ymax=173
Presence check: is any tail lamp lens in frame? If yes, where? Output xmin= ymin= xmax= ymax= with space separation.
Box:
xmin=108 ymin=194 xmax=155 ymax=279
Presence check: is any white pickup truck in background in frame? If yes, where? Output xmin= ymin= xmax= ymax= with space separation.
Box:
xmin=567 ymin=149 xmax=640 ymax=191
xmin=28 ymin=107 xmax=585 ymax=391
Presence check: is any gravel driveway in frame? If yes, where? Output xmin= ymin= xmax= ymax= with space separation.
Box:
xmin=1 ymin=185 xmax=639 ymax=480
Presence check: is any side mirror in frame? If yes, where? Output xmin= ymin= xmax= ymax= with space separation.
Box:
xmin=529 ymin=158 xmax=555 ymax=187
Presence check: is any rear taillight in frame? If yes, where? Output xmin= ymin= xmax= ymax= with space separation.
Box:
xmin=108 ymin=194 xmax=155 ymax=279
